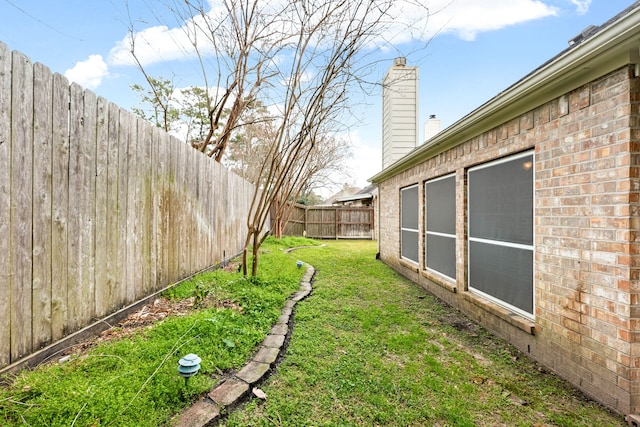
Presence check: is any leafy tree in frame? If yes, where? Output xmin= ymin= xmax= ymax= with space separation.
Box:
xmin=131 ymin=76 xmax=180 ymax=133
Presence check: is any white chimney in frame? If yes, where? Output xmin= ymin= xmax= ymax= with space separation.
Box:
xmin=381 ymin=58 xmax=418 ymax=169
xmin=424 ymin=114 xmax=441 ymax=142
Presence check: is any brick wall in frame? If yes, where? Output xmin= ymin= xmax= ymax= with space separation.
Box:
xmin=377 ymin=65 xmax=640 ymax=415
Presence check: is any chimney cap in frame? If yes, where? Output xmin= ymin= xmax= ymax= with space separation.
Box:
xmin=394 ymin=57 xmax=406 ymax=66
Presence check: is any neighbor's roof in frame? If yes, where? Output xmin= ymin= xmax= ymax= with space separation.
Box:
xmin=334 ymin=185 xmax=377 ymax=203
xmin=370 ymin=1 xmax=640 ymax=183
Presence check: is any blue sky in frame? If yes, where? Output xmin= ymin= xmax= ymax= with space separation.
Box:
xmin=0 ymin=0 xmax=635 ymax=191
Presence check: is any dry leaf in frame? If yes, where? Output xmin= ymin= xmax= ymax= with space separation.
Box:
xmin=252 ymin=387 xmax=267 ymax=400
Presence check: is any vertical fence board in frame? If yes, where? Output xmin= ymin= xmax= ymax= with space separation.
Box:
xmin=51 ymin=73 xmax=69 ymax=341
xmin=150 ymin=126 xmax=159 ymax=291
xmin=167 ymin=137 xmax=177 ymax=282
xmin=189 ymin=150 xmax=196 ymax=271
xmin=130 ymin=117 xmax=142 ymax=300
xmin=211 ymin=160 xmax=219 ymax=264
xmin=156 ymin=129 xmax=168 ymax=288
xmin=32 ymin=62 xmax=53 ymax=349
xmin=0 ymin=43 xmax=11 ymax=366
xmin=10 ymin=50 xmax=34 ymax=360
xmin=105 ymin=102 xmax=121 ymax=313
xmin=211 ymin=163 xmax=221 ymax=259
xmin=199 ymin=152 xmax=207 ymax=268
xmin=173 ymin=140 xmax=180 ymax=277
xmin=81 ymin=89 xmax=97 ymax=323
xmin=189 ymin=150 xmax=198 ymax=271
xmin=95 ymin=97 xmax=109 ymax=317
xmin=163 ymin=131 xmax=172 ymax=284
xmin=222 ymin=163 xmax=230 ymax=260
xmin=67 ymin=84 xmax=97 ymax=331
xmin=176 ymin=140 xmax=187 ymax=278
xmin=117 ymin=109 xmax=130 ymax=304
xmin=207 ymin=155 xmax=215 ymax=265
xmin=67 ymin=83 xmax=84 ymax=332
xmin=125 ymin=112 xmax=138 ymax=303
xmin=145 ymin=122 xmax=156 ymax=293
xmin=193 ymin=151 xmax=200 ymax=268
xmin=137 ymin=118 xmax=150 ymax=299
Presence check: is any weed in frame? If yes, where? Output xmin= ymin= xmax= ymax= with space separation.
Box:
xmin=193 ymin=280 xmax=211 ymax=309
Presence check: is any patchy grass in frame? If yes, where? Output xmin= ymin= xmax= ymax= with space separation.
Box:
xmin=0 ymin=239 xmax=304 ymax=427
xmin=0 ymin=239 xmax=626 ymax=426
xmin=221 ymin=240 xmax=626 ymax=427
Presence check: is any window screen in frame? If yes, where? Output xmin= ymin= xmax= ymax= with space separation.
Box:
xmin=469 ymin=155 xmax=533 ymax=245
xmin=468 ymin=152 xmax=534 ymax=317
xmin=469 ymin=241 xmax=533 ymax=314
xmin=401 ymin=185 xmax=419 ymax=263
xmin=425 ymin=174 xmax=456 ymax=280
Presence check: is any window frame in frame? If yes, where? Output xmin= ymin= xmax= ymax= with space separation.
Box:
xmin=400 ymin=184 xmax=419 ymax=264
xmin=424 ymin=173 xmax=456 ymax=281
xmin=467 ymin=151 xmax=534 ymax=319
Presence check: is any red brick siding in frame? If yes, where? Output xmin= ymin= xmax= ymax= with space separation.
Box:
xmin=377 ymin=65 xmax=640 ymax=414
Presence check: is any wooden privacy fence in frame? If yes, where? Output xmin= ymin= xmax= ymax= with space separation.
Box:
xmin=0 ymin=43 xmax=255 ymax=370
xmin=281 ymin=204 xmax=375 ymax=239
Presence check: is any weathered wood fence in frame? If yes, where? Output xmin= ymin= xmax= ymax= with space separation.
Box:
xmin=281 ymin=204 xmax=375 ymax=239
xmin=0 ymin=43 xmax=255 ymax=370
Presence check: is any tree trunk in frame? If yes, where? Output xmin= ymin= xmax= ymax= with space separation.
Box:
xmin=251 ymin=231 xmax=260 ymax=277
xmin=242 ymin=225 xmax=254 ymax=276
xmin=273 ymin=217 xmax=283 ymax=239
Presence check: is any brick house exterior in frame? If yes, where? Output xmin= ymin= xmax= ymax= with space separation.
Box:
xmin=370 ymin=3 xmax=640 ymax=416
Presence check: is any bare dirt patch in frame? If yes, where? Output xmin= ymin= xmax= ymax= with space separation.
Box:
xmin=61 ymin=295 xmax=241 ymax=358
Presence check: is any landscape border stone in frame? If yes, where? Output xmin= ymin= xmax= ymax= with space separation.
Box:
xmin=174 ymin=262 xmax=315 ymax=427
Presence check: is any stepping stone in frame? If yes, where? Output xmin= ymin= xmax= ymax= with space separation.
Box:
xmin=263 ymin=334 xmax=285 ymax=348
xmin=174 ymin=401 xmax=220 ymax=427
xmin=254 ymin=346 xmax=280 ymax=364
xmin=236 ymin=361 xmax=270 ymax=384
xmin=271 ymin=323 xmax=288 ymax=336
xmin=208 ymin=378 xmax=249 ymax=407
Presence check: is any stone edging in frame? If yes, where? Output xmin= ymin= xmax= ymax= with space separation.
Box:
xmin=174 ymin=262 xmax=315 ymax=427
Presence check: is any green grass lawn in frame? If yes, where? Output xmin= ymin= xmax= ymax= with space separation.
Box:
xmin=221 ymin=240 xmax=626 ymax=427
xmin=0 ymin=239 xmax=627 ymax=426
xmin=0 ymin=237 xmax=311 ymax=427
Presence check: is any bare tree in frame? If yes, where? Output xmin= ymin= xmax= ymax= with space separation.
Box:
xmin=173 ymin=0 xmax=285 ymax=161
xmin=270 ymin=132 xmax=351 ymax=239
xmin=126 ymin=0 xmax=419 ymax=276
xmin=127 ymin=0 xmax=285 ymax=160
xmin=224 ymin=101 xmax=277 ymax=183
xmin=240 ymin=0 xmax=396 ymax=275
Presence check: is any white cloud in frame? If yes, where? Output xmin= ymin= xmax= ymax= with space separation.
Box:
xmin=107 ymin=0 xmax=562 ymax=70
xmin=570 ymin=0 xmax=591 ymax=15
xmin=346 ymin=131 xmax=382 ymax=187
xmin=108 ymin=3 xmax=228 ymax=67
xmin=108 ymin=24 xmax=205 ymax=67
xmin=382 ymin=0 xmax=559 ymax=44
xmin=64 ymin=55 xmax=109 ymax=89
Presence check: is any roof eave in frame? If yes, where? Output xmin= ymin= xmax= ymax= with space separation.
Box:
xmin=335 ymin=193 xmax=374 ymax=202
